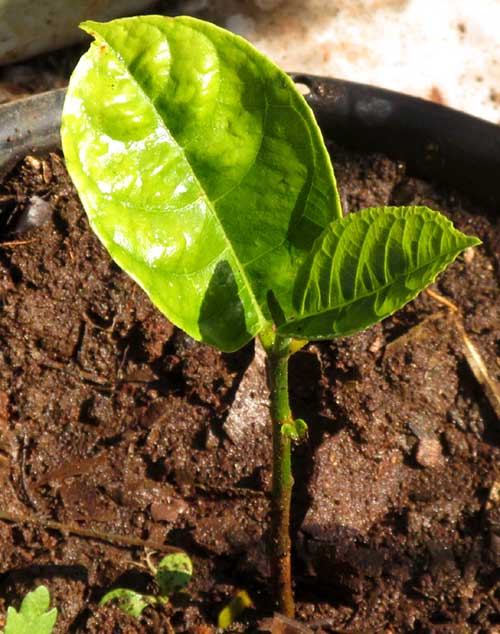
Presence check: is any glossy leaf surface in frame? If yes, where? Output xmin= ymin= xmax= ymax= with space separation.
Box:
xmin=279 ymin=206 xmax=480 ymax=339
xmin=61 ymin=15 xmax=341 ymax=352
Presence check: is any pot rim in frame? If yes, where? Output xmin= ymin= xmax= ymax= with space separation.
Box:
xmin=1 ymin=76 xmax=499 ymax=209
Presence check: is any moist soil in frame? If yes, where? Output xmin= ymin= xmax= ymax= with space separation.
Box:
xmin=0 ymin=144 xmax=498 ymax=634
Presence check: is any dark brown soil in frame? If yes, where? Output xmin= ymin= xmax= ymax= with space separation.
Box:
xmin=0 ymin=145 xmax=498 ymax=634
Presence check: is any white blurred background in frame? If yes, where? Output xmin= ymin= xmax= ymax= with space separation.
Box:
xmin=191 ymin=0 xmax=500 ymax=123
xmin=1 ymin=0 xmax=499 ymax=123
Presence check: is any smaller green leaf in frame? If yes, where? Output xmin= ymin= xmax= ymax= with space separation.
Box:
xmin=279 ymin=206 xmax=481 ymax=340
xmin=281 ymin=419 xmax=308 ymax=442
xmin=5 ymin=586 xmax=57 ymax=634
xmin=217 ymin=590 xmax=253 ymax=630
xmin=156 ymin=553 xmax=193 ymax=597
xmin=99 ymin=588 xmax=153 ymax=618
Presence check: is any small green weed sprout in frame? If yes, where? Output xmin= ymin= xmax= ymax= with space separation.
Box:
xmin=100 ymin=552 xmax=193 ymax=618
xmin=1 ymin=586 xmax=57 ymax=634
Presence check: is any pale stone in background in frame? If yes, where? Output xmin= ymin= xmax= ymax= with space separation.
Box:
xmin=0 ymin=0 xmax=156 ymax=64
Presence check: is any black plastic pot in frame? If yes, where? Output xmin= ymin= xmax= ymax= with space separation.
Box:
xmin=1 ymin=78 xmax=500 ymax=211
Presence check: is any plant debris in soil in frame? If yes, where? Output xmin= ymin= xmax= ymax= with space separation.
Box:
xmin=0 ymin=145 xmax=498 ymax=633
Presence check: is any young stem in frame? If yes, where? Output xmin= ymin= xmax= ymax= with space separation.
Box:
xmin=267 ymin=334 xmax=295 ymax=617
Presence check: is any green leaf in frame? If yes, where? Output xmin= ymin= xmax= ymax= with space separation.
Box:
xmin=281 ymin=418 xmax=308 ymax=442
xmin=4 ymin=586 xmax=57 ymax=634
xmin=279 ymin=206 xmax=480 ymax=339
xmin=99 ymin=588 xmax=153 ymax=618
xmin=217 ymin=590 xmax=253 ymax=630
xmin=61 ymin=15 xmax=341 ymax=352
xmin=156 ymin=552 xmax=193 ymax=597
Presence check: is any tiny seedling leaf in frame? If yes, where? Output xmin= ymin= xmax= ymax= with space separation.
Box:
xmin=281 ymin=419 xmax=308 ymax=442
xmin=61 ymin=15 xmax=342 ymax=352
xmin=279 ymin=206 xmax=481 ymax=340
xmin=156 ymin=552 xmax=193 ymax=597
xmin=99 ymin=588 xmax=153 ymax=618
xmin=217 ymin=590 xmax=253 ymax=630
xmin=4 ymin=586 xmax=57 ymax=634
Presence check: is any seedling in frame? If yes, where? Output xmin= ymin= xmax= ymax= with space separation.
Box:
xmin=61 ymin=15 xmax=480 ymax=617
xmin=1 ymin=585 xmax=57 ymax=634
xmin=100 ymin=552 xmax=193 ymax=617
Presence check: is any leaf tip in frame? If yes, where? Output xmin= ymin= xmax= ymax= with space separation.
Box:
xmin=466 ymin=235 xmax=482 ymax=248
xmin=79 ymin=20 xmax=100 ymax=38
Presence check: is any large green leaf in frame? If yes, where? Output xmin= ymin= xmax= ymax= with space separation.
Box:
xmin=61 ymin=15 xmax=341 ymax=352
xmin=278 ymin=206 xmax=480 ymax=339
